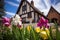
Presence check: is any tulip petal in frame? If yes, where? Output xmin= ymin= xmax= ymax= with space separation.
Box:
xmin=37 ymin=17 xmax=50 ymax=28
xmin=4 ymin=22 xmax=10 ymax=27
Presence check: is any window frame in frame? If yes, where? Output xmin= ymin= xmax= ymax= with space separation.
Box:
xmin=22 ymin=4 xmax=27 ymax=12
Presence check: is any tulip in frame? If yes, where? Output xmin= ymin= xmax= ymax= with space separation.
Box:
xmin=4 ymin=22 xmax=10 ymax=27
xmin=40 ymin=31 xmax=48 ymax=40
xmin=17 ymin=23 xmax=23 ymax=30
xmin=17 ymin=24 xmax=21 ymax=28
xmin=37 ymin=23 xmax=42 ymax=28
xmin=2 ymin=17 xmax=11 ymax=27
xmin=45 ymin=28 xmax=50 ymax=36
xmin=17 ymin=21 xmax=22 ymax=28
xmin=45 ymin=23 xmax=50 ymax=28
xmin=2 ymin=17 xmax=10 ymax=23
xmin=35 ymin=27 xmax=40 ymax=33
xmin=11 ymin=14 xmax=22 ymax=26
xmin=40 ymin=28 xmax=50 ymax=40
xmin=37 ymin=17 xmax=50 ymax=28
xmin=27 ymin=25 xmax=31 ymax=32
xmin=14 ymin=14 xmax=20 ymax=21
xmin=37 ymin=17 xmax=46 ymax=28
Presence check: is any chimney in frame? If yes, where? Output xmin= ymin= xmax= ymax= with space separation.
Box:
xmin=31 ymin=0 xmax=34 ymax=6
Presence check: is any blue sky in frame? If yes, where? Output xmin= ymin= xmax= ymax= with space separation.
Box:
xmin=4 ymin=0 xmax=60 ymax=18
xmin=4 ymin=0 xmax=20 ymax=18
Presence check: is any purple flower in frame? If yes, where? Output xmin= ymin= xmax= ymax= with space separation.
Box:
xmin=2 ymin=17 xmax=11 ymax=27
xmin=2 ymin=17 xmax=10 ymax=23
xmin=4 ymin=22 xmax=10 ymax=27
xmin=37 ymin=23 xmax=42 ymax=28
xmin=37 ymin=17 xmax=50 ymax=28
xmin=45 ymin=23 xmax=50 ymax=28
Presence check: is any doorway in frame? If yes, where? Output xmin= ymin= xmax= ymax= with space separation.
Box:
xmin=51 ymin=18 xmax=57 ymax=23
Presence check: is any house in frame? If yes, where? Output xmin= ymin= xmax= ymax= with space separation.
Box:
xmin=47 ymin=6 xmax=60 ymax=25
xmin=16 ymin=0 xmax=47 ymax=25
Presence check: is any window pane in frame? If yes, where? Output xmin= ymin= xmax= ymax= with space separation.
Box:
xmin=22 ymin=5 xmax=27 ymax=11
xmin=27 ymin=12 xmax=32 ymax=18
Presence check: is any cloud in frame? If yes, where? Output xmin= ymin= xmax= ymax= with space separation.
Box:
xmin=54 ymin=0 xmax=60 ymax=5
xmin=27 ymin=0 xmax=51 ymax=16
xmin=16 ymin=0 xmax=21 ymax=2
xmin=39 ymin=0 xmax=51 ymax=16
xmin=27 ymin=0 xmax=32 ymax=2
xmin=5 ymin=11 xmax=15 ymax=16
xmin=5 ymin=0 xmax=60 ymax=17
xmin=5 ymin=1 xmax=19 ymax=7
xmin=52 ymin=3 xmax=60 ymax=13
xmin=34 ymin=0 xmax=46 ymax=9
xmin=43 ymin=0 xmax=51 ymax=8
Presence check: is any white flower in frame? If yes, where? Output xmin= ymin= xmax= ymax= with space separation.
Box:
xmin=11 ymin=14 xmax=22 ymax=25
xmin=18 ymin=21 xmax=22 ymax=25
xmin=14 ymin=14 xmax=20 ymax=21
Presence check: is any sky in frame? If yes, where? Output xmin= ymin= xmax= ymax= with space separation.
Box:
xmin=4 ymin=0 xmax=60 ymax=18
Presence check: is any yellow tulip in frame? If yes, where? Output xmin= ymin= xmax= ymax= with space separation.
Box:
xmin=45 ymin=28 xmax=50 ymax=36
xmin=40 ymin=31 xmax=48 ymax=40
xmin=27 ymin=25 xmax=31 ymax=32
xmin=35 ymin=27 xmax=40 ymax=33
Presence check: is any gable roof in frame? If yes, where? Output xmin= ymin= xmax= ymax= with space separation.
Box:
xmin=47 ymin=6 xmax=60 ymax=17
xmin=16 ymin=0 xmax=48 ymax=19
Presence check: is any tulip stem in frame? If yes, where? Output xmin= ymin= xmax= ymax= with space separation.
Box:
xmin=44 ymin=39 xmax=45 ymax=40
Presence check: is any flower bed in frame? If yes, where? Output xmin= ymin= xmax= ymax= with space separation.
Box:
xmin=0 ymin=24 xmax=60 ymax=40
xmin=0 ymin=15 xmax=60 ymax=40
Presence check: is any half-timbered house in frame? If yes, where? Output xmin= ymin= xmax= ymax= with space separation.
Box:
xmin=16 ymin=0 xmax=47 ymax=26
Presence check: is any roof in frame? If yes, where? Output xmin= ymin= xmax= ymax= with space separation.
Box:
xmin=16 ymin=0 xmax=47 ymax=19
xmin=47 ymin=6 xmax=60 ymax=17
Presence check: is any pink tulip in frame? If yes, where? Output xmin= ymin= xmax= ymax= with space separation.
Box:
xmin=4 ymin=22 xmax=10 ymax=27
xmin=2 ymin=17 xmax=10 ymax=23
xmin=45 ymin=23 xmax=50 ymax=28
xmin=2 ymin=17 xmax=11 ymax=27
xmin=37 ymin=17 xmax=46 ymax=27
xmin=37 ymin=17 xmax=50 ymax=28
xmin=17 ymin=23 xmax=21 ymax=28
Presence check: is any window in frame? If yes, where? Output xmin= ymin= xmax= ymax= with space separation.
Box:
xmin=22 ymin=17 xmax=30 ymax=23
xmin=27 ymin=12 xmax=32 ymax=18
xmin=22 ymin=5 xmax=27 ymax=11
